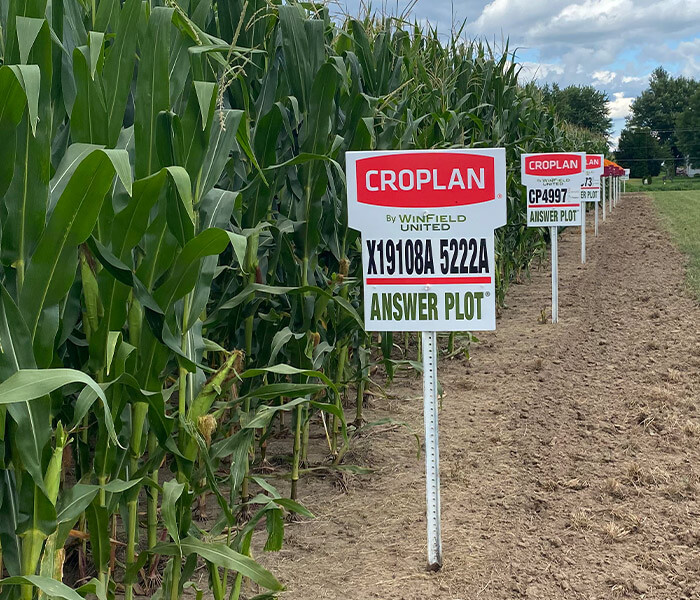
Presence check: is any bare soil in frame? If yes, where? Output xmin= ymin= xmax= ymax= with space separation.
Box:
xmin=258 ymin=194 xmax=700 ymax=599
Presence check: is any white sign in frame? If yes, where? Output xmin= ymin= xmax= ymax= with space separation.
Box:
xmin=582 ymin=154 xmax=604 ymax=202
xmin=347 ymin=149 xmax=507 ymax=332
xmin=522 ymin=152 xmax=586 ymax=227
xmin=622 ymin=168 xmax=630 ymax=181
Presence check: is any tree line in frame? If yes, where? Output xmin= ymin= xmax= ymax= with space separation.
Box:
xmin=617 ymin=67 xmax=700 ymax=178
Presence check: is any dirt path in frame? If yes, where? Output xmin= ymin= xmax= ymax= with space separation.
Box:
xmin=259 ymin=194 xmax=700 ymax=600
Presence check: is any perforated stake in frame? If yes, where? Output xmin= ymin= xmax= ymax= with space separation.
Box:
xmin=551 ymin=226 xmax=559 ymax=324
xmin=602 ymin=176 xmax=606 ymax=221
xmin=422 ymin=331 xmax=442 ymax=571
xmin=581 ymin=202 xmax=586 ymax=264
xmin=595 ymin=196 xmax=599 ymax=237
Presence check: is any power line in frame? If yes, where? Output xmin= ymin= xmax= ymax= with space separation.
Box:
xmin=624 ymin=127 xmax=700 ymax=132
xmin=614 ymin=157 xmax=700 ymax=161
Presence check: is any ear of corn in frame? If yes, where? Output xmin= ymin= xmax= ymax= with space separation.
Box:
xmin=0 ymin=1 xmax=606 ymax=598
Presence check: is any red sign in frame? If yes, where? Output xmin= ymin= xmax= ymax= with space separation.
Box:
xmin=524 ymin=153 xmax=582 ymax=176
xmin=355 ymin=152 xmax=495 ymax=208
xmin=603 ymin=166 xmax=624 ymax=177
xmin=586 ymin=155 xmax=602 ymax=169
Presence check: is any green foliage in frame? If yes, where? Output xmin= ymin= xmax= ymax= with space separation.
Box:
xmin=0 ymin=1 xmax=601 ymax=598
xmin=676 ymin=88 xmax=700 ymax=169
xmin=625 ymin=177 xmax=700 ymax=192
xmin=649 ymin=190 xmax=700 ymax=299
xmin=616 ymin=126 xmax=671 ymax=178
xmin=541 ymin=83 xmax=613 ymax=138
xmin=629 ymin=67 xmax=700 ymax=161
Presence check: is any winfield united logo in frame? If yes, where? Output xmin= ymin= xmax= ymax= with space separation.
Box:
xmin=524 ymin=153 xmax=583 ymax=176
xmin=355 ymin=153 xmax=496 ymax=208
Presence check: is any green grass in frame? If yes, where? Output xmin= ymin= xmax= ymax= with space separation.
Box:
xmin=626 ymin=176 xmax=700 ymax=193
xmin=647 ymin=189 xmax=700 ymax=300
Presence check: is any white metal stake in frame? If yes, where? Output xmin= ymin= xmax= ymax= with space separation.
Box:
xmin=602 ymin=177 xmax=606 ymax=221
xmin=551 ymin=226 xmax=558 ymax=323
xmin=422 ymin=331 xmax=442 ymax=571
xmin=623 ymin=178 xmax=626 ymax=194
xmin=595 ymin=195 xmax=599 ymax=236
xmin=581 ymin=202 xmax=586 ymax=263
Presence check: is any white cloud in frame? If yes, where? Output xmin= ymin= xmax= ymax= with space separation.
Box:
xmin=518 ymin=61 xmax=565 ymax=80
xmin=593 ymin=70 xmax=616 ymax=84
xmin=607 ymin=92 xmax=633 ymax=119
xmin=674 ymin=39 xmax=700 ymax=78
xmin=622 ymin=75 xmax=647 ymax=84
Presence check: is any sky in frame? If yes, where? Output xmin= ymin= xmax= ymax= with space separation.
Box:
xmin=336 ymin=0 xmax=700 ymax=148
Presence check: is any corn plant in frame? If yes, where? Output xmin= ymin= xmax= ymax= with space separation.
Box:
xmin=0 ymin=1 xmax=607 ymax=599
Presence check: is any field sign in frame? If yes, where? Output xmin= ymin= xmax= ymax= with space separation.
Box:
xmin=347 ymin=148 xmax=507 ymax=572
xmin=521 ymin=152 xmax=585 ymax=323
xmin=522 ymin=152 xmax=586 ymax=227
xmin=582 ymin=154 xmax=604 ymax=202
xmin=579 ymin=154 xmax=604 ymax=263
xmin=347 ymin=149 xmax=507 ymax=332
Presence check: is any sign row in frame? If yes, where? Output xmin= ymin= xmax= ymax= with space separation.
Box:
xmin=346 ymin=150 xmax=610 ymax=332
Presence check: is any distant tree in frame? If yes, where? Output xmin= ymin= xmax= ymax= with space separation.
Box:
xmin=616 ymin=126 xmax=670 ymax=178
xmin=541 ymin=83 xmax=612 ymax=137
xmin=628 ymin=67 xmax=700 ymax=162
xmin=676 ymin=88 xmax=700 ymax=168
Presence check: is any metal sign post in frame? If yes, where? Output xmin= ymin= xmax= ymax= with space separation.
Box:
xmin=602 ymin=176 xmax=606 ymax=221
xmin=422 ymin=331 xmax=442 ymax=570
xmin=581 ymin=204 xmax=586 ymax=263
xmin=595 ymin=196 xmax=599 ymax=236
xmin=610 ymin=176 xmax=616 ymax=207
xmin=551 ymin=226 xmax=559 ymax=323
xmin=580 ymin=154 xmax=603 ymax=262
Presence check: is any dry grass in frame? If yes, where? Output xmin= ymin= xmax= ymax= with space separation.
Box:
xmin=664 ymin=477 xmax=699 ymax=501
xmin=561 ymin=477 xmax=589 ymax=490
xmin=662 ymin=368 xmax=684 ymax=384
xmin=602 ymin=521 xmax=630 ymax=543
xmin=568 ymin=508 xmax=592 ymax=531
xmin=626 ymin=463 xmax=670 ymax=487
xmin=684 ymin=420 xmax=700 ymax=437
xmin=608 ymin=508 xmax=645 ymax=534
xmin=603 ymin=477 xmax=625 ymax=499
xmin=636 ymin=408 xmax=663 ymax=433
